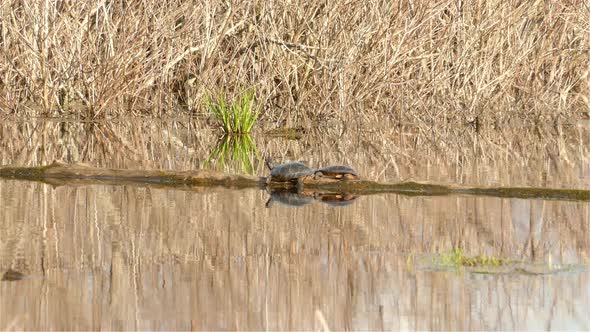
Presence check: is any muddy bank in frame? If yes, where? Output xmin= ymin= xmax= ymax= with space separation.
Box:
xmin=0 ymin=162 xmax=588 ymax=202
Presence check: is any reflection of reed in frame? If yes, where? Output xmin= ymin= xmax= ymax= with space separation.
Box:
xmin=0 ymin=119 xmax=587 ymax=190
xmin=0 ymin=181 xmax=588 ymax=330
xmin=206 ymin=134 xmax=259 ymax=174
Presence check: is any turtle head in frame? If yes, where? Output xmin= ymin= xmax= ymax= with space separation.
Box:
xmin=264 ymin=156 xmax=274 ymax=171
xmin=313 ymin=170 xmax=324 ymax=179
xmin=265 ymin=196 xmax=274 ymax=208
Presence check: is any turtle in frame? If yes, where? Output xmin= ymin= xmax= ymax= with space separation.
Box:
xmin=314 ymin=165 xmax=359 ymax=180
xmin=265 ymin=158 xmax=315 ymax=184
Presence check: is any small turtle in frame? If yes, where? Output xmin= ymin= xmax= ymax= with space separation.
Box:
xmin=314 ymin=165 xmax=359 ymax=180
xmin=265 ymin=158 xmax=315 ymax=184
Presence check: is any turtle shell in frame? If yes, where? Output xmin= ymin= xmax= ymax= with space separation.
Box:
xmin=268 ymin=162 xmax=315 ymax=182
xmin=315 ymin=165 xmax=359 ymax=180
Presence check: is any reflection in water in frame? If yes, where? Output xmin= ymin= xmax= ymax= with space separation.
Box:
xmin=265 ymin=188 xmax=358 ymax=208
xmin=0 ymin=119 xmax=587 ymax=189
xmin=314 ymin=192 xmax=358 ymax=206
xmin=206 ymin=134 xmax=259 ymax=174
xmin=265 ymin=188 xmax=314 ymax=208
xmin=0 ymin=180 xmax=588 ymax=330
xmin=0 ymin=119 xmax=589 ymax=330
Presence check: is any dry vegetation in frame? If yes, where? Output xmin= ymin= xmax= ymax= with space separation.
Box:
xmin=0 ymin=0 xmax=589 ymax=126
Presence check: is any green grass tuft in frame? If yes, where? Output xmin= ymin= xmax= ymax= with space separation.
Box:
xmin=205 ymin=90 xmax=260 ymax=134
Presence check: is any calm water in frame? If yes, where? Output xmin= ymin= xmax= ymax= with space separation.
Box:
xmin=1 ymin=119 xmax=589 ymax=330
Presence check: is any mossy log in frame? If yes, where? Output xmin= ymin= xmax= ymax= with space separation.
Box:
xmin=0 ymin=161 xmax=262 ymax=189
xmin=0 ymin=162 xmax=588 ymax=202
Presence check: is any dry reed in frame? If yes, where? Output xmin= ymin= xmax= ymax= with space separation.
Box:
xmin=0 ymin=0 xmax=588 ymax=125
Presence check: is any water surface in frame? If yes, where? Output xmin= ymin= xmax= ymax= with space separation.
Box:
xmin=1 ymin=119 xmax=589 ymax=330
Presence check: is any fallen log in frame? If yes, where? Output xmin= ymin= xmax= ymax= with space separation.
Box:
xmin=0 ymin=161 xmax=588 ymax=202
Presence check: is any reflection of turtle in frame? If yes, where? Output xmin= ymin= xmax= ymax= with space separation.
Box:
xmin=314 ymin=165 xmax=359 ymax=180
xmin=314 ymin=192 xmax=358 ymax=206
xmin=265 ymin=188 xmax=314 ymax=208
xmin=265 ymin=158 xmax=315 ymax=184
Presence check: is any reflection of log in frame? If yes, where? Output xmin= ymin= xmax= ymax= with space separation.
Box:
xmin=0 ymin=161 xmax=588 ymax=202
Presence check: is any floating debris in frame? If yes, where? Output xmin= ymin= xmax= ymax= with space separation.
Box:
xmin=2 ymin=269 xmax=26 ymax=282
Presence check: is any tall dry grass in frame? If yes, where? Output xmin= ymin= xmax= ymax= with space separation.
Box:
xmin=0 ymin=0 xmax=588 ymax=125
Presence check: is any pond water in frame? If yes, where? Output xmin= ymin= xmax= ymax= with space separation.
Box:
xmin=1 ymin=119 xmax=589 ymax=330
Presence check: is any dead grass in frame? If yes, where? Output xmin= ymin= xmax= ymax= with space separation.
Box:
xmin=0 ymin=0 xmax=588 ymax=125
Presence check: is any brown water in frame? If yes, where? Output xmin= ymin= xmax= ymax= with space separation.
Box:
xmin=1 ymin=119 xmax=589 ymax=330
